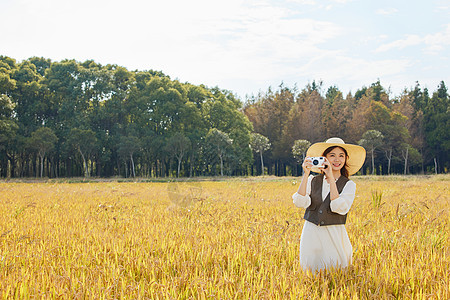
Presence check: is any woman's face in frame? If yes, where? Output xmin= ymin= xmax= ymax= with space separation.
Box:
xmin=325 ymin=147 xmax=347 ymax=172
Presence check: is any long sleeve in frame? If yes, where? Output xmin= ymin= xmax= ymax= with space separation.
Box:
xmin=293 ymin=175 xmax=314 ymax=208
xmin=329 ymin=180 xmax=356 ymax=215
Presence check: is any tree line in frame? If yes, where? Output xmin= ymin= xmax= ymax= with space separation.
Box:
xmin=0 ymin=56 xmax=448 ymax=178
xmin=244 ymin=80 xmax=448 ymax=176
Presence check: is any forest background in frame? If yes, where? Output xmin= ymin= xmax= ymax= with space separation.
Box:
xmin=0 ymin=56 xmax=448 ymax=178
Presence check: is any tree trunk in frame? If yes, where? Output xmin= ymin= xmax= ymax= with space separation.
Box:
xmin=85 ymin=158 xmax=89 ymax=177
xmin=420 ymin=147 xmax=424 ymax=174
xmin=177 ymin=158 xmax=181 ymax=177
xmin=130 ymin=154 xmax=136 ymax=177
xmin=260 ymin=151 xmax=264 ymax=176
xmin=189 ymin=152 xmax=194 ymax=177
xmin=403 ymin=147 xmax=409 ymax=175
xmin=385 ymin=149 xmax=392 ymax=175
xmin=434 ymin=158 xmax=438 ymax=174
xmin=39 ymin=154 xmax=44 ymax=178
xmin=219 ymin=153 xmax=224 ymax=176
xmin=371 ymin=148 xmax=375 ymax=175
xmin=10 ymin=153 xmax=16 ymax=178
xmin=78 ymin=149 xmax=89 ymax=177
xmin=35 ymin=154 xmax=38 ymax=178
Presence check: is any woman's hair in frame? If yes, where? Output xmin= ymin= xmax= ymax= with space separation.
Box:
xmin=322 ymin=146 xmax=349 ymax=178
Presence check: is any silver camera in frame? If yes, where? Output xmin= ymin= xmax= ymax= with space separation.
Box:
xmin=310 ymin=156 xmax=326 ymax=168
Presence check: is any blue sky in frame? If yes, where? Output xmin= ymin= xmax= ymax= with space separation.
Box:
xmin=1 ymin=0 xmax=450 ymax=99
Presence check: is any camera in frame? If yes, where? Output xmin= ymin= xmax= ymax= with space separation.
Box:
xmin=310 ymin=157 xmax=326 ymax=168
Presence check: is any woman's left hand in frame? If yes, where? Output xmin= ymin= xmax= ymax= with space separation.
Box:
xmin=322 ymin=158 xmax=334 ymax=183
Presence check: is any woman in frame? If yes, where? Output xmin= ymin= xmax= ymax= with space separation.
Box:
xmin=292 ymin=137 xmax=366 ymax=272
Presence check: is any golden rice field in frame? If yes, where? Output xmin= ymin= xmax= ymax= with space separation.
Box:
xmin=0 ymin=175 xmax=449 ymax=299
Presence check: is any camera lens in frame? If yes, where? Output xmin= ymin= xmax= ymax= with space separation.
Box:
xmin=312 ymin=159 xmax=319 ymax=165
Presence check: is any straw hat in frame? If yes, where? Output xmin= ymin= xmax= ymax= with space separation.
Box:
xmin=306 ymin=137 xmax=366 ymax=175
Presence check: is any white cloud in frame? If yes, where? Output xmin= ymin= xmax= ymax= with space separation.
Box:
xmin=301 ymin=55 xmax=411 ymax=85
xmin=376 ymin=8 xmax=399 ymax=15
xmin=288 ymin=0 xmax=353 ymax=3
xmin=287 ymin=0 xmax=317 ymax=5
xmin=145 ymin=1 xmax=345 ymax=85
xmin=375 ymin=35 xmax=422 ymax=52
xmin=423 ymin=23 xmax=450 ymax=54
xmin=1 ymin=0 xmax=448 ymax=98
xmin=435 ymin=0 xmax=450 ymax=12
xmin=330 ymin=0 xmax=354 ymax=3
xmin=375 ymin=24 xmax=450 ymax=54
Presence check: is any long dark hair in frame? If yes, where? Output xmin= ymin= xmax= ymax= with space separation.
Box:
xmin=322 ymin=146 xmax=349 ymax=178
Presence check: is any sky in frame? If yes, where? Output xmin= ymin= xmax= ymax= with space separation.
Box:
xmin=1 ymin=0 xmax=450 ymax=99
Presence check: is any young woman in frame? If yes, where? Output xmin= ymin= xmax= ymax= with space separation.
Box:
xmin=292 ymin=137 xmax=366 ymax=272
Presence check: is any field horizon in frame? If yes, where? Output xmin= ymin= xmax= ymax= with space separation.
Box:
xmin=1 ymin=173 xmax=449 ymax=184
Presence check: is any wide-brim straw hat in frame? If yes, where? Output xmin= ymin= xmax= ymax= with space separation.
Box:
xmin=306 ymin=137 xmax=366 ymax=175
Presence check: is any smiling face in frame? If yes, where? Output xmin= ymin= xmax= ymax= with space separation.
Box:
xmin=324 ymin=146 xmax=347 ymax=173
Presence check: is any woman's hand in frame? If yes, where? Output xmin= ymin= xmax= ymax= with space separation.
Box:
xmin=302 ymin=157 xmax=312 ymax=174
xmin=322 ymin=158 xmax=335 ymax=183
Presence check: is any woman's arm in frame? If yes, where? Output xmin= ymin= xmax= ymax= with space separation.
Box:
xmin=329 ymin=180 xmax=340 ymax=201
xmin=297 ymin=157 xmax=312 ymax=196
xmin=293 ymin=176 xmax=313 ymax=208
xmin=293 ymin=157 xmax=313 ymax=208
xmin=321 ymin=157 xmax=340 ymax=200
xmin=329 ymin=180 xmax=356 ymax=215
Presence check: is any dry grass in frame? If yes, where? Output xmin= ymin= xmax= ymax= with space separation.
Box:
xmin=0 ymin=176 xmax=449 ymax=299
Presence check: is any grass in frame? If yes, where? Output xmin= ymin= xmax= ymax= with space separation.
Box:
xmin=0 ymin=175 xmax=449 ymax=299
xmin=371 ymin=190 xmax=383 ymax=209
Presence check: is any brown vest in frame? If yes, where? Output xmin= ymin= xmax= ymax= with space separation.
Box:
xmin=303 ymin=174 xmax=350 ymax=226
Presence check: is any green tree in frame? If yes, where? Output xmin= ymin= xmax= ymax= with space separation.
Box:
xmin=400 ymin=143 xmax=422 ymax=175
xmin=11 ymin=60 xmax=47 ymax=135
xmin=292 ymin=139 xmax=311 ymax=175
xmin=28 ymin=57 xmax=51 ymax=76
xmin=206 ymin=128 xmax=232 ymax=176
xmin=423 ymin=81 xmax=449 ymax=173
xmin=368 ymin=80 xmax=390 ymax=107
xmin=292 ymin=139 xmax=311 ymax=162
xmin=325 ymin=85 xmax=340 ymax=105
xmin=359 ymin=130 xmax=384 ymax=175
xmin=0 ymin=94 xmax=15 ymax=126
xmin=244 ymin=84 xmax=295 ymax=175
xmin=0 ymin=94 xmax=18 ymax=177
xmin=29 ymin=127 xmax=58 ymax=177
xmin=165 ymin=133 xmax=191 ymax=177
xmin=250 ymin=133 xmax=271 ymax=175
xmin=0 ymin=56 xmax=17 ymax=96
xmin=117 ymin=136 xmax=141 ymax=178
xmin=206 ymin=88 xmax=253 ymax=175
xmin=354 ymin=86 xmax=367 ymax=101
xmin=141 ymin=132 xmax=165 ymax=177
xmin=381 ymin=110 xmax=409 ymax=175
xmin=407 ymin=146 xmax=423 ymax=174
xmin=394 ymin=89 xmax=426 ymax=173
xmin=67 ymin=128 xmax=97 ymax=177
xmin=44 ymin=60 xmax=89 ymax=130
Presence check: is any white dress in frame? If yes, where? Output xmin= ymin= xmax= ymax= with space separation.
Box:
xmin=292 ymin=175 xmax=356 ymax=272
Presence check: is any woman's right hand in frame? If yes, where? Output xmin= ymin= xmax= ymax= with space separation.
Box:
xmin=302 ymin=157 xmax=312 ymax=174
